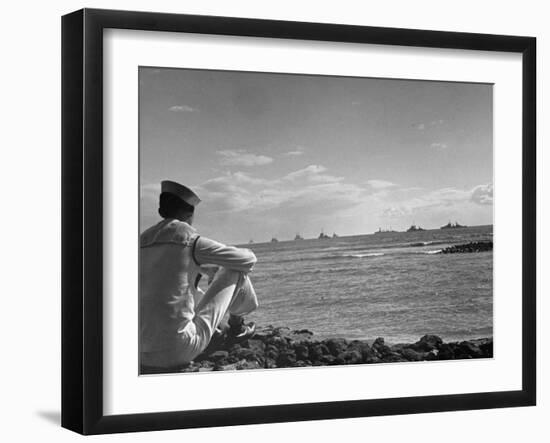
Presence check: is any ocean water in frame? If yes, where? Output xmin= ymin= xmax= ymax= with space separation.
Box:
xmin=242 ymin=225 xmax=493 ymax=343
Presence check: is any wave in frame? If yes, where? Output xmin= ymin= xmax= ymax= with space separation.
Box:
xmin=420 ymin=249 xmax=442 ymax=255
xmin=408 ymin=240 xmax=448 ymax=247
xmin=269 ymin=247 xmax=450 ymax=264
xmin=269 ymin=251 xmax=386 ymax=264
xmin=346 ymin=252 xmax=385 ymax=258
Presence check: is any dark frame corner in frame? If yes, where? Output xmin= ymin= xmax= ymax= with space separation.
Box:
xmin=62 ymin=8 xmax=536 ymax=435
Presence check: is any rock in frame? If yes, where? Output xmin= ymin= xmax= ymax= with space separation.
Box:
xmin=380 ymin=353 xmax=408 ymax=363
xmin=325 ymin=338 xmax=348 ymax=356
xmin=235 ymin=348 xmax=257 ymax=361
xmin=335 ymin=355 xmax=346 ymax=365
xmin=372 ymin=338 xmax=393 ymax=357
xmin=236 ymin=360 xmax=262 ymax=370
xmin=243 ymin=338 xmax=265 ymax=352
xmin=348 ymin=340 xmax=371 ymax=355
xmin=390 ymin=343 xmax=406 ymax=353
xmin=338 ymin=350 xmax=362 ymax=364
xmin=266 ymin=335 xmax=288 ymax=349
xmin=288 ymin=329 xmax=315 ymax=343
xmin=252 ymin=326 xmax=276 ymax=340
xmin=437 ymin=343 xmax=455 ymax=360
xmin=401 ymin=347 xmax=423 ymax=361
xmin=198 ymin=360 xmax=215 ymax=369
xmin=441 ymin=242 xmax=493 ymax=254
xmin=168 ymin=323 xmax=491 ymax=371
xmin=294 ymin=344 xmax=309 ymax=361
xmin=320 ymin=354 xmax=336 ymax=365
xmin=208 ymin=350 xmax=229 ymax=362
xmin=226 ymin=355 xmax=240 ymax=364
xmin=293 ymin=360 xmax=308 ymax=367
xmin=215 ymin=359 xmax=251 ymax=371
xmin=227 ymin=343 xmax=245 ymax=354
xmin=277 ymin=350 xmax=296 ymax=367
xmin=456 ymin=341 xmax=483 ymax=358
xmin=274 ymin=326 xmax=292 ymax=336
xmin=480 ymin=340 xmax=493 ymax=358
xmin=424 ymin=350 xmax=439 ymax=361
xmin=414 ymin=335 xmax=443 ymax=352
xmin=361 ymin=346 xmax=379 ymax=363
xmin=309 ymin=343 xmax=330 ymax=361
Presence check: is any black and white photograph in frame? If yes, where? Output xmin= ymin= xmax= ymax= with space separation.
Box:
xmin=1 ymin=0 xmax=546 ymax=439
xmin=139 ymin=67 xmax=494 ymax=374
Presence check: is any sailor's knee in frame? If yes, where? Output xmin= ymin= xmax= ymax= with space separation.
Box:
xmin=250 ymin=296 xmax=259 ymax=311
xmin=250 ymin=301 xmax=259 ymax=313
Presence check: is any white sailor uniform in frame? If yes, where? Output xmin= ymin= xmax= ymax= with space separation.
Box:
xmin=140 ymin=218 xmax=258 ymax=368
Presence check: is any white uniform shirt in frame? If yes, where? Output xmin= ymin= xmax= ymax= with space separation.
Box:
xmin=139 ymin=219 xmax=256 ymax=354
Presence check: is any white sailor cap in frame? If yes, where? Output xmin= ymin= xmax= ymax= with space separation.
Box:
xmin=161 ymin=180 xmax=201 ymax=207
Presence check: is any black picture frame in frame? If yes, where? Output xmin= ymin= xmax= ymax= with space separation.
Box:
xmin=61 ymin=8 xmax=536 ymax=435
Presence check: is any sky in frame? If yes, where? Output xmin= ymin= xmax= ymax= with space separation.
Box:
xmin=139 ymin=67 xmax=493 ymax=245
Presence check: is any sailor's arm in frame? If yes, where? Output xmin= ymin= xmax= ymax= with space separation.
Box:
xmin=192 ymin=236 xmax=257 ymax=273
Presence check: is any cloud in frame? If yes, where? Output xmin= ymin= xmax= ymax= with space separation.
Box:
xmin=201 ymin=171 xmax=268 ymax=192
xmin=217 ymin=149 xmax=273 ymax=167
xmin=471 ymin=183 xmax=493 ymax=205
xmin=382 ymin=206 xmax=409 ymax=218
xmin=168 ymin=104 xmax=196 ymax=113
xmin=430 ymin=142 xmax=448 ymax=150
xmin=380 ymin=187 xmax=471 ymax=217
xmin=283 ymin=147 xmax=305 ymax=156
xmin=283 ymin=165 xmax=343 ymax=184
xmin=416 ymin=123 xmax=425 ymax=130
xmin=367 ymin=179 xmax=397 ymax=190
xmin=283 ymin=164 xmax=325 ymax=179
xmin=380 ymin=183 xmax=493 ymax=221
xmin=194 ymin=165 xmax=363 ymax=216
xmin=185 ymin=166 xmax=371 ymax=242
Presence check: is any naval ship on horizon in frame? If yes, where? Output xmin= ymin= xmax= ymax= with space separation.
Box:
xmin=406 ymin=223 xmax=425 ymax=232
xmin=440 ymin=221 xmax=467 ymax=229
xmin=374 ymin=227 xmax=397 ymax=234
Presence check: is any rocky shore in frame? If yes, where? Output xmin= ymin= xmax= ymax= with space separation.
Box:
xmin=441 ymin=241 xmax=493 ymax=254
xmin=160 ymin=326 xmax=493 ymax=373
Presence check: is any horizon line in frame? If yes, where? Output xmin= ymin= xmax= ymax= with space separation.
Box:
xmin=237 ymin=223 xmax=493 ymax=247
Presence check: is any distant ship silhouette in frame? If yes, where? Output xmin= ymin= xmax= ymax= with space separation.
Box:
xmin=374 ymin=227 xmax=397 ymax=234
xmin=406 ymin=223 xmax=425 ymax=232
xmin=440 ymin=221 xmax=467 ymax=229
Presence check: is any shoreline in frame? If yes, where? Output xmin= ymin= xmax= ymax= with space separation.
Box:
xmin=143 ymin=326 xmax=493 ymax=374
